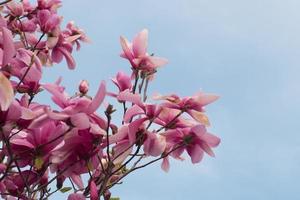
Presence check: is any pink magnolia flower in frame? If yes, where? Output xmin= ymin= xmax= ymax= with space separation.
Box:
xmin=111 ymin=71 xmax=132 ymax=92
xmin=6 ymin=2 xmax=24 ymax=17
xmin=51 ymin=34 xmax=76 ymax=69
xmin=37 ymin=0 xmax=62 ymax=11
xmin=63 ymin=21 xmax=90 ymax=50
xmin=120 ymin=29 xmax=168 ymax=73
xmin=37 ymin=9 xmax=61 ymax=33
xmin=164 ymin=125 xmax=220 ymax=164
xmin=29 ymin=80 xmax=107 ymax=135
xmin=10 ymin=121 xmax=69 ymax=169
xmin=154 ymin=92 xmax=219 ymax=126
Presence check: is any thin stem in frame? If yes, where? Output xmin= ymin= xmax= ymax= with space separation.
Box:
xmin=105 ymin=113 xmax=111 ymax=163
xmin=107 ymin=144 xmax=184 ymax=190
xmin=132 ymin=71 xmax=140 ymax=94
xmin=143 ymin=78 xmax=150 ymax=102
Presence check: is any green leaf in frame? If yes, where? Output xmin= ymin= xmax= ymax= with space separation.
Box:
xmin=110 ymin=198 xmax=120 ymax=200
xmin=60 ymin=187 xmax=72 ymax=193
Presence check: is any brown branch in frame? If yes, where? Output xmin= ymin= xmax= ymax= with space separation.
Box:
xmin=0 ymin=0 xmax=12 ymax=6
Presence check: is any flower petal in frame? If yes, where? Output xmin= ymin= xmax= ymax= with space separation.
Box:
xmin=2 ymin=27 xmax=16 ymax=66
xmin=70 ymin=113 xmax=90 ymax=130
xmin=132 ymin=29 xmax=148 ymax=57
xmin=0 ymin=72 xmax=14 ymax=111
xmin=187 ymin=145 xmax=204 ymax=164
xmin=86 ymin=81 xmax=106 ymax=114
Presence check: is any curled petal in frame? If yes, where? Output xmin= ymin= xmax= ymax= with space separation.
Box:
xmin=86 ymin=81 xmax=106 ymax=114
xmin=58 ymin=47 xmax=76 ymax=69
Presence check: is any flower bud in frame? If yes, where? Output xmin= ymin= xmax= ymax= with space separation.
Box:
xmin=79 ymin=80 xmax=89 ymax=94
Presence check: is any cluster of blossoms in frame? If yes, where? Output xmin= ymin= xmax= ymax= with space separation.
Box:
xmin=0 ymin=0 xmax=220 ymax=199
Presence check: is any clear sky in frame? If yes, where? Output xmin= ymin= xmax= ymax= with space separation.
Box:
xmin=46 ymin=0 xmax=300 ymax=199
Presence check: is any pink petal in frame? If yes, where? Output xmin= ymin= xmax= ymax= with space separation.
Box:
xmin=132 ymin=29 xmax=148 ymax=57
xmin=90 ymin=180 xmax=98 ymax=200
xmin=161 ymin=157 xmax=170 ymax=172
xmin=43 ymin=83 xmax=68 ymax=108
xmin=0 ymin=72 xmax=14 ymax=111
xmin=195 ymin=93 xmax=219 ymax=106
xmin=148 ymin=56 xmax=168 ymax=68
xmin=2 ymin=27 xmax=16 ymax=66
xmin=199 ymin=142 xmax=215 ymax=157
xmin=202 ymin=132 xmax=221 ymax=148
xmin=120 ymin=36 xmax=133 ymax=60
xmin=191 ymin=125 xmax=206 ymax=137
xmin=46 ymin=109 xmax=69 ymax=120
xmin=187 ymin=145 xmax=204 ymax=164
xmin=123 ymin=105 xmax=144 ymax=123
xmin=58 ymin=47 xmax=76 ymax=69
xmin=128 ymin=118 xmax=147 ymax=144
xmin=68 ymin=193 xmax=85 ymax=200
xmin=28 ymin=113 xmax=49 ymax=129
xmin=11 ymin=138 xmax=35 ymax=148
xmin=108 ymin=125 xmax=128 ymax=144
xmin=118 ymin=89 xmax=142 ymax=107
xmin=51 ymin=48 xmax=64 ymax=63
xmin=188 ymin=110 xmax=210 ymax=126
xmin=113 ymin=140 xmax=132 ymax=164
xmin=86 ymin=81 xmax=106 ymax=114
xmin=70 ymin=175 xmax=84 ymax=189
xmin=37 ymin=10 xmax=51 ymax=27
xmin=143 ymin=133 xmax=166 ymax=157
xmin=70 ymin=113 xmax=90 ymax=130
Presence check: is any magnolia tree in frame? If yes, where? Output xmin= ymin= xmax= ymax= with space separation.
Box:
xmin=0 ymin=0 xmax=220 ymax=199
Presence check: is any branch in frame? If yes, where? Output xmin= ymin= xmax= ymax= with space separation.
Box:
xmin=0 ymin=0 xmax=12 ymax=6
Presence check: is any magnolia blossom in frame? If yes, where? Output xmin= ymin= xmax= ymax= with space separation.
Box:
xmin=120 ymin=29 xmax=168 ymax=75
xmin=0 ymin=1 xmax=220 ymax=199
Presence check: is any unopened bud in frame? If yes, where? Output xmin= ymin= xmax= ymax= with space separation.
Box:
xmin=79 ymin=80 xmax=89 ymax=94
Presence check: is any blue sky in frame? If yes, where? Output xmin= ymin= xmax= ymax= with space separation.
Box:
xmin=46 ymin=0 xmax=300 ymax=199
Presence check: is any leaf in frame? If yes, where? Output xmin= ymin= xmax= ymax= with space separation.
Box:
xmin=110 ymin=198 xmax=120 ymax=200
xmin=60 ymin=187 xmax=72 ymax=193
